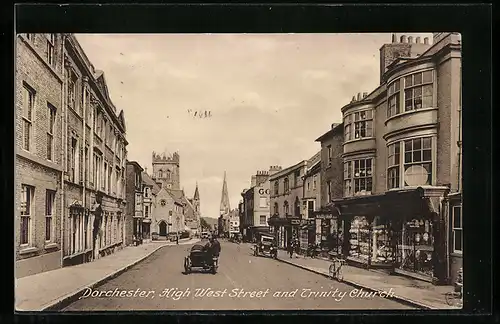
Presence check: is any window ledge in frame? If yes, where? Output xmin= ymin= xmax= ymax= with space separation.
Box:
xmin=343 ymin=137 xmax=376 ymax=146
xmin=44 ymin=242 xmax=59 ymax=250
xmin=450 ymin=252 xmax=463 ymax=257
xmin=19 ymin=246 xmax=39 ymax=255
xmin=385 ymin=107 xmax=438 ymax=125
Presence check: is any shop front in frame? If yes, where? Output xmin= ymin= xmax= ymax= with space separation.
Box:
xmin=268 ymin=214 xmax=301 ymax=249
xmin=311 ymin=205 xmax=342 ymax=258
xmin=333 ymin=187 xmax=450 ymax=284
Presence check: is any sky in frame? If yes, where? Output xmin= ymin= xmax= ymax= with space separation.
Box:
xmin=75 ymin=33 xmax=432 ymax=219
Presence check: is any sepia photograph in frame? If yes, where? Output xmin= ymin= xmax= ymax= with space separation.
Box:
xmin=14 ymin=31 xmax=464 ymax=312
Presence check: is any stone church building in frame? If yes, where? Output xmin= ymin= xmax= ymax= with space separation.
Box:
xmin=149 ymin=151 xmax=200 ymax=237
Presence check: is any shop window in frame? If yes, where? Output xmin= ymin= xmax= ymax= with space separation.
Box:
xmin=395 ymin=219 xmax=434 ymax=277
xmin=452 ymin=206 xmax=462 ymax=253
xmin=348 ymin=216 xmax=371 ymax=262
xmin=259 ymin=215 xmax=267 ymax=225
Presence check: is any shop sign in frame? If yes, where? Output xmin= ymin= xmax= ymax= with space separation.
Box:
xmin=258 ymin=188 xmax=271 ymax=195
xmin=290 ymin=219 xmax=300 ymax=225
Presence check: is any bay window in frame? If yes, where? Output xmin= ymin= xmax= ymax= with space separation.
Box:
xmin=344 ymin=110 xmax=373 ymax=141
xmin=387 ymin=136 xmax=434 ymax=189
xmin=344 ymin=158 xmax=373 ymax=197
xmin=387 ymin=79 xmax=401 ymax=118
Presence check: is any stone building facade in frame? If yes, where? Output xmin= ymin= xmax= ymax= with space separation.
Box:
xmin=332 ymin=33 xmax=462 ymax=285
xmin=15 ymin=33 xmax=65 ymax=278
xmin=301 ymin=151 xmax=322 ymax=246
xmin=61 ymin=34 xmax=128 ymax=266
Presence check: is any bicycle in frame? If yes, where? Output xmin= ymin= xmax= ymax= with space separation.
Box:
xmin=445 ymin=283 xmax=463 ymax=308
xmin=329 ymin=256 xmax=346 ymax=282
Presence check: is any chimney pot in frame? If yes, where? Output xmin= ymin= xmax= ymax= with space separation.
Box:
xmin=408 ymin=36 xmax=413 ymax=43
xmin=424 ymin=37 xmax=429 ymax=45
xmin=416 ymin=36 xmax=421 ymax=44
xmin=351 ymin=96 xmax=356 ymax=102
xmin=391 ymin=33 xmax=397 ymax=43
xmin=357 ymin=93 xmax=361 ymax=101
xmin=363 ymin=92 xmax=368 ymax=98
xmin=400 ymin=35 xmax=407 ymax=43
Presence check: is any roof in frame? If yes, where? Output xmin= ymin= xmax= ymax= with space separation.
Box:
xmin=315 ymin=123 xmax=343 ymax=142
xmin=127 ymin=161 xmax=143 ymax=171
xmin=142 ymin=172 xmax=161 ymax=195
xmin=268 ymin=160 xmax=307 ymax=180
xmin=194 ymin=183 xmax=200 ymax=200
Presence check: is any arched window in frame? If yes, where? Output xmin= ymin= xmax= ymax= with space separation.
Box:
xmin=166 ymin=170 xmax=171 ymax=180
xmin=274 ymin=180 xmax=279 ymax=195
xmin=284 ymin=178 xmax=289 ymax=192
xmin=274 ymin=202 xmax=279 ymax=215
xmin=283 ymin=201 xmax=289 ymax=216
xmin=295 ymin=196 xmax=301 ymax=217
xmin=158 ymin=170 xmax=163 ymax=178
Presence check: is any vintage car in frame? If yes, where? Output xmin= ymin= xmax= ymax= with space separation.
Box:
xmin=184 ymin=244 xmax=218 ymax=274
xmin=253 ymin=235 xmax=277 ymax=258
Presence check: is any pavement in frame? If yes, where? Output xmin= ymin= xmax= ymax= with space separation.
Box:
xmin=16 ymin=239 xmax=456 ymax=311
xmin=15 ymin=238 xmax=200 ymax=312
xmin=58 ymin=241 xmax=411 ymax=311
xmin=274 ymin=248 xmax=458 ymax=310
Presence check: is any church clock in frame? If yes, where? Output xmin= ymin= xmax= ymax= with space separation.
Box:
xmin=160 ymin=199 xmax=167 ymax=206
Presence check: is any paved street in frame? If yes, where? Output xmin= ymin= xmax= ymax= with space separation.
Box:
xmin=63 ymin=240 xmax=412 ymax=310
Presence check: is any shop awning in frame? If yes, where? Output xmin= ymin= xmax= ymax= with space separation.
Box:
xmin=268 ymin=215 xmax=301 ymax=226
xmin=331 ymin=187 xmax=449 ymax=221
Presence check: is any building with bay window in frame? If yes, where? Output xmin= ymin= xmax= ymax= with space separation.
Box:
xmin=301 ymin=151 xmax=322 ymax=249
xmin=332 ymin=32 xmax=462 ymax=285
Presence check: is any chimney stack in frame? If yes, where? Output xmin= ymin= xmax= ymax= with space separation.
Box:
xmin=391 ymin=33 xmax=397 ymax=43
xmin=363 ymin=92 xmax=368 ymax=98
xmin=424 ymin=37 xmax=429 ymax=45
xmin=357 ymin=92 xmax=361 ymax=101
xmin=251 ymin=175 xmax=257 ymax=187
xmin=408 ymin=36 xmax=413 ymax=43
xmin=351 ymin=95 xmax=356 ymax=103
xmin=416 ymin=36 xmax=421 ymax=44
xmin=400 ymin=35 xmax=407 ymax=43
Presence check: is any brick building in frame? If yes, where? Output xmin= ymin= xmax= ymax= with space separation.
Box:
xmin=62 ymin=34 xmax=128 ymax=266
xmin=15 ymin=33 xmax=129 ymax=276
xmin=301 ymin=151 xmax=322 ymax=247
xmin=126 ymin=161 xmax=144 ymax=245
xmin=330 ymin=33 xmax=462 ymax=285
xmin=15 ymin=33 xmax=65 ymax=278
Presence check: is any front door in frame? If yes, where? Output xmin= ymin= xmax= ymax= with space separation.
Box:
xmin=159 ymin=221 xmax=167 ymax=236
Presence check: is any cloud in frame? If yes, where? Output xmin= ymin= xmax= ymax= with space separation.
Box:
xmin=302 ymin=69 xmax=331 ymax=80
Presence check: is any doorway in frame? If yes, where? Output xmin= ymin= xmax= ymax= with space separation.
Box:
xmin=159 ymin=221 xmax=167 ymax=236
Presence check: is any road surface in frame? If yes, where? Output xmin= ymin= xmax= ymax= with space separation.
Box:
xmin=63 ymin=240 xmax=412 ymax=311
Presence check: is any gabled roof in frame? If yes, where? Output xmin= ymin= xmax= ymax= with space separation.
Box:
xmin=142 ymin=172 xmax=161 ymax=195
xmin=94 ymin=70 xmax=111 ymax=103
xmin=315 ymin=122 xmax=343 ymax=142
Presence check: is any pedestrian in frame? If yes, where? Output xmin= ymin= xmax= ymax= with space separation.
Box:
xmin=288 ymin=237 xmax=294 ymax=258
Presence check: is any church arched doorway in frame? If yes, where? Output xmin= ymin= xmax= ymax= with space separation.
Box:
xmin=159 ymin=221 xmax=167 ymax=237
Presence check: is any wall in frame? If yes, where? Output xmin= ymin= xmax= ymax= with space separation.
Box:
xmin=320 ymin=131 xmax=344 ymax=205
xmin=253 ymin=181 xmax=271 ymax=227
xmin=15 ymin=34 xmax=64 ymax=278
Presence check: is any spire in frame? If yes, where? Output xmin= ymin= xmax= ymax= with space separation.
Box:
xmin=220 ymin=171 xmax=230 ymax=215
xmin=194 ymin=182 xmax=200 ymax=200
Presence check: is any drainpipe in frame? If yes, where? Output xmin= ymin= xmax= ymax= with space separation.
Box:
xmin=82 ymin=76 xmax=87 ymax=256
xmin=60 ymin=34 xmax=67 ymax=268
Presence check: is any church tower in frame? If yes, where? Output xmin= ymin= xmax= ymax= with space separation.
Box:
xmin=151 ymin=151 xmax=180 ymax=190
xmin=193 ymin=182 xmax=200 ymax=214
xmin=220 ymin=171 xmax=231 ymax=216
